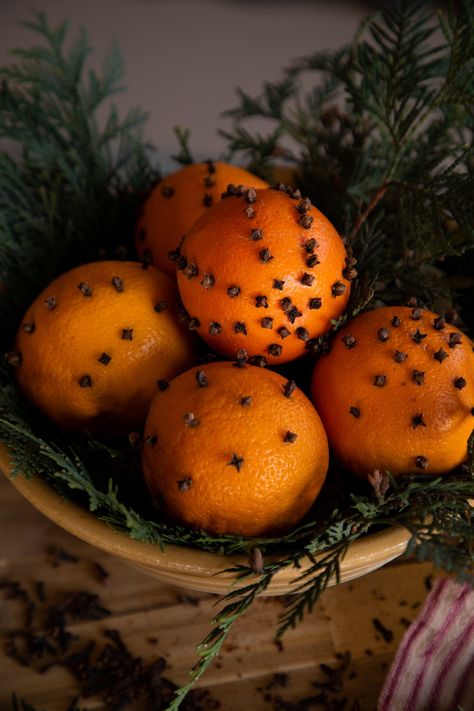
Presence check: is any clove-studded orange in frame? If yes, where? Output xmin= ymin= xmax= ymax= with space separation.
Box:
xmin=311 ymin=306 xmax=474 ymax=477
xmin=142 ymin=361 xmax=329 ymax=536
xmin=12 ymin=261 xmax=198 ymax=433
xmin=135 ymin=161 xmax=268 ymax=277
xmin=176 ymin=185 xmax=352 ymax=365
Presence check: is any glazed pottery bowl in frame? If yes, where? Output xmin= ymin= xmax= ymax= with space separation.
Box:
xmin=0 ymin=444 xmax=410 ymax=595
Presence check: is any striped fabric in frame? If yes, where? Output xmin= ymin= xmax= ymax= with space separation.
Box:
xmin=379 ymin=578 xmax=474 ymax=711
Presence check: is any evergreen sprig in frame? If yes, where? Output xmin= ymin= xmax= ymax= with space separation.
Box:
xmin=1 ymin=6 xmax=474 ymax=710
xmin=222 ymin=0 xmax=474 ymax=311
xmin=0 ymin=10 xmax=158 ymax=342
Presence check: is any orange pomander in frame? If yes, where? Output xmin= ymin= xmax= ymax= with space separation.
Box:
xmin=142 ymin=361 xmax=329 ymax=537
xmin=176 ymin=185 xmax=352 ymax=365
xmin=135 ymin=161 xmax=268 ymax=276
xmin=12 ymin=261 xmax=198 ymax=434
xmin=311 ymin=306 xmax=474 ymax=477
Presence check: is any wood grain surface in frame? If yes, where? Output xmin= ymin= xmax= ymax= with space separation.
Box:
xmin=0 ymin=474 xmax=436 ymax=711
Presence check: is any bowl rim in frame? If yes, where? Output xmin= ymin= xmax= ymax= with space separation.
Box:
xmin=0 ymin=442 xmax=410 ymax=587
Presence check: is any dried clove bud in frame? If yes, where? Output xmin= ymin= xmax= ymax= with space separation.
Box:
xmin=184 ymin=263 xmax=199 ymax=279
xmin=176 ymin=255 xmax=188 ymax=271
xmin=268 ymin=343 xmax=283 ymax=357
xmin=301 ymin=272 xmax=315 ymax=286
xmin=378 ymin=327 xmax=390 ymax=342
xmin=309 ymin=297 xmax=322 ymax=310
xmin=413 ymin=369 xmax=425 ymax=385
xmin=448 ymin=332 xmax=462 ymax=348
xmin=203 ymin=193 xmax=213 ymax=207
xmin=278 ymin=326 xmax=291 ymax=340
xmin=304 ymin=238 xmax=317 ymax=253
xmin=240 ymin=396 xmax=252 ymax=407
xmin=280 ymin=297 xmax=292 ymax=312
xmin=412 ymin=329 xmax=427 ymax=344
xmin=432 ymin=316 xmax=446 ymax=331
xmin=234 ymin=321 xmax=248 ymax=334
xmin=145 ymin=435 xmax=157 ymax=447
xmin=233 ymin=349 xmax=248 ymax=368
xmin=44 ymin=296 xmax=57 ymax=310
xmin=296 ymin=327 xmax=309 ymax=342
xmin=368 ymin=469 xmax=390 ymax=497
xmin=195 ymin=370 xmax=208 ymax=387
xmin=349 ymin=406 xmax=361 ymax=418
xmin=287 ymin=306 xmax=303 ymax=323
xmin=255 ymin=295 xmax=268 ymax=308
xmin=394 ymin=350 xmax=408 ymax=362
xmin=342 ymin=334 xmax=357 ymax=349
xmin=415 ymin=456 xmax=429 ymax=470
xmin=157 ymin=379 xmax=169 ymax=391
xmin=273 ymin=279 xmax=285 ymax=290
xmin=299 ymin=214 xmax=313 ymax=229
xmin=246 ymin=188 xmax=257 ymax=204
xmin=249 ymin=547 xmax=264 ymax=574
xmin=454 ymin=377 xmax=467 ymax=390
xmin=391 ymin=315 xmax=401 ymax=327
xmin=284 ymin=431 xmax=298 ymax=443
xmin=374 ymin=374 xmax=387 ymax=387
xmin=177 ymin=477 xmax=193 ymax=491
xmin=5 ymin=351 xmax=22 ymax=366
xmin=248 ymin=355 xmax=267 ymax=367
xmin=296 ymin=198 xmax=311 ymax=214
xmin=244 ymin=205 xmax=255 ymax=219
xmin=445 ymin=309 xmax=459 ymax=325
xmin=227 ymin=453 xmax=244 ymax=471
xmin=411 ymin=308 xmax=422 ymax=321
xmin=168 ymin=248 xmax=180 ymax=263
xmin=259 ymin=248 xmax=274 ymax=263
xmin=183 ymin=413 xmax=199 ymax=427
xmin=23 ymin=322 xmax=35 ymax=333
xmin=250 ymin=228 xmax=263 ymax=241
xmin=332 ymin=281 xmax=346 ymax=297
xmin=154 ymin=300 xmax=167 ymax=313
xmin=98 ymin=352 xmax=112 ymax=365
xmin=78 ymin=282 xmax=92 ymax=297
xmin=433 ymin=348 xmax=448 ymax=363
xmin=79 ymin=375 xmax=92 ymax=388
xmin=412 ymin=413 xmax=427 ymax=429
xmin=209 ymin=322 xmax=222 ymax=335
xmin=121 ymin=328 xmax=133 ymax=340
xmin=201 ymin=273 xmax=215 ymax=290
xmin=227 ymin=285 xmax=241 ymax=298
xmin=306 ymin=254 xmax=320 ymax=268
xmin=188 ymin=317 xmax=201 ymax=330
xmin=342 ymin=266 xmax=358 ymax=280
xmin=261 ymin=317 xmax=273 ymax=329
xmin=283 ymin=379 xmax=296 ymax=398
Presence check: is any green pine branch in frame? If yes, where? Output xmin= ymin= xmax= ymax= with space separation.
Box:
xmin=0 ymin=11 xmax=159 ymax=344
xmin=223 ymin=0 xmax=474 ymax=306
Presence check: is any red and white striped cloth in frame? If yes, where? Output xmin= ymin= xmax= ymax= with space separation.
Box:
xmin=379 ymin=578 xmax=474 ymax=710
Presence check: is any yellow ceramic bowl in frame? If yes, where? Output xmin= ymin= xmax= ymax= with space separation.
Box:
xmin=0 ymin=445 xmax=409 ymax=595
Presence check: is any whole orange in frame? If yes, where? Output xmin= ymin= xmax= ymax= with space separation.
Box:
xmin=142 ymin=361 xmax=329 ymax=536
xmin=135 ymin=161 xmax=268 ymax=277
xmin=176 ymin=185 xmax=352 ymax=364
xmin=12 ymin=261 xmax=198 ymax=433
xmin=311 ymin=306 xmax=474 ymax=477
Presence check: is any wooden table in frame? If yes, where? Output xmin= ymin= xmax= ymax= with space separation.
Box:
xmin=0 ymin=473 xmax=436 ymax=711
